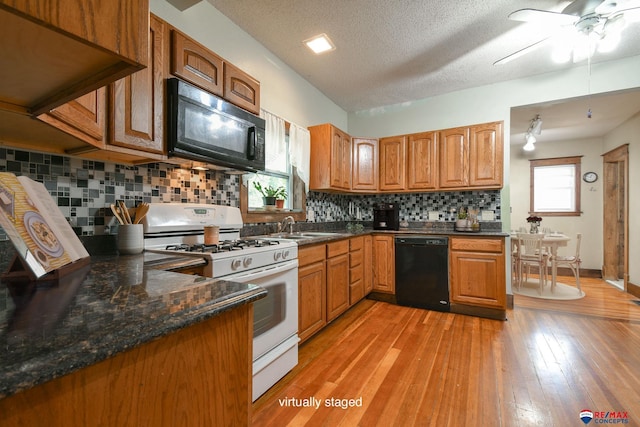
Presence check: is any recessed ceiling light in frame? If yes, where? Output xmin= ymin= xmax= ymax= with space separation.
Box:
xmin=304 ymin=33 xmax=336 ymax=54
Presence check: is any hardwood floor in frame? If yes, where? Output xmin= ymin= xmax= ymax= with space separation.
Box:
xmin=252 ymin=277 xmax=640 ymax=426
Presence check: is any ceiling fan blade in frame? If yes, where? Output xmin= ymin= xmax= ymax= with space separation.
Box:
xmin=509 ymin=8 xmax=580 ymax=26
xmin=494 ymin=37 xmax=552 ymax=65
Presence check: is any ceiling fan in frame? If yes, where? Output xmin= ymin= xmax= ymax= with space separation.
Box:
xmin=494 ymin=0 xmax=640 ymax=65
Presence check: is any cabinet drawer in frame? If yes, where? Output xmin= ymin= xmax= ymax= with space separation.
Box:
xmin=350 ymin=265 xmax=363 ymax=283
xmin=350 ymin=249 xmax=363 ymax=267
xmin=350 ymin=236 xmax=364 ymax=251
xmin=327 ymin=240 xmax=350 ymax=258
xmin=299 ymin=245 xmax=326 ymax=267
xmin=451 ymin=237 xmax=503 ymax=253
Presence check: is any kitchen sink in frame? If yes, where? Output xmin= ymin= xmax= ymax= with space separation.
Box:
xmin=268 ymin=232 xmax=347 ymax=239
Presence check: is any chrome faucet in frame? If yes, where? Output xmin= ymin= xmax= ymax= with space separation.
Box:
xmin=279 ymin=216 xmax=295 ymax=233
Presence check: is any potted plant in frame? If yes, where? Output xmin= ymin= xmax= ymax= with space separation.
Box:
xmin=253 ymin=182 xmax=287 ymax=210
xmin=275 ymin=189 xmax=288 ymax=209
xmin=456 ymin=207 xmax=470 ymax=229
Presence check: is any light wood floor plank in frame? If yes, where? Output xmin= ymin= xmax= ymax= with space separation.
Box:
xmin=253 ymin=277 xmax=640 ymax=426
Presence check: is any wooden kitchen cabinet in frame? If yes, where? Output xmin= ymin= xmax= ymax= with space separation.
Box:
xmin=170 ymin=28 xmax=224 ymax=97
xmin=439 ymin=126 xmax=469 ymax=188
xmin=224 ymin=62 xmax=260 ymax=115
xmin=351 ymin=137 xmax=378 ymax=192
xmin=349 ymin=236 xmax=366 ymax=305
xmin=309 ymin=124 xmax=352 ymax=191
xmin=372 ymin=235 xmax=395 ymax=294
xmin=449 ymin=237 xmax=506 ymax=312
xmin=298 ymin=245 xmax=327 ymax=344
xmin=0 ymin=0 xmax=148 ymax=116
xmin=37 ymin=89 xmax=106 ymax=148
xmin=407 ymin=131 xmax=438 ymax=190
xmin=363 ymin=235 xmax=373 ymax=294
xmin=326 ymin=240 xmax=350 ymax=321
xmin=439 ymin=122 xmax=503 ymax=189
xmin=379 ymin=135 xmax=406 ymax=191
xmin=469 ymin=122 xmax=503 ymax=187
xmin=109 ymin=14 xmax=166 ymax=155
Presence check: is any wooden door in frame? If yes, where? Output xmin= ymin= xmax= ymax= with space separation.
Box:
xmin=352 ymin=137 xmax=378 ymax=191
xmin=372 ymin=235 xmax=395 ymax=293
xmin=469 ymin=122 xmax=503 ymax=187
xmin=109 ymin=15 xmax=165 ymax=154
xmin=170 ymin=29 xmax=224 ymax=96
xmin=407 ymin=131 xmax=437 ymax=190
xmin=38 ymin=88 xmax=106 ymax=147
xmin=298 ymin=260 xmax=326 ymax=343
xmin=326 ymin=253 xmax=350 ymax=321
xmin=439 ymin=127 xmax=469 ymax=188
xmin=450 ymin=251 xmax=506 ymax=309
xmin=379 ymin=136 xmax=406 ymax=191
xmin=330 ymin=127 xmax=351 ymax=190
xmin=602 ymin=145 xmax=629 ymax=289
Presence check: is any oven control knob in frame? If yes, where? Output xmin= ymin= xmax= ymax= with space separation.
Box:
xmin=243 ymin=257 xmax=252 ymax=268
xmin=273 ymin=251 xmax=282 ymax=261
xmin=282 ymin=250 xmax=290 ymax=259
xmin=231 ymin=259 xmax=242 ymax=270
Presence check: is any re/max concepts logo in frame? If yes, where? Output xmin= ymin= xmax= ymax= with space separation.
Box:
xmin=580 ymin=409 xmax=630 ymax=424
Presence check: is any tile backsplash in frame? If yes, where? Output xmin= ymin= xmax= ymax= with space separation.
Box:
xmin=0 ymin=148 xmax=501 ymax=239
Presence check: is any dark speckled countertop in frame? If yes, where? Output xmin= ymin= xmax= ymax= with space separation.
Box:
xmin=0 ymin=251 xmax=266 ymax=399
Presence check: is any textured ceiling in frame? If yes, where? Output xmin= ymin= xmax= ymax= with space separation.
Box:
xmin=205 ymin=0 xmax=640 ymax=113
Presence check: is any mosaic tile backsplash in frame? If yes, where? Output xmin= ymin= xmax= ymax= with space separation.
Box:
xmin=0 ymin=148 xmax=500 ymax=239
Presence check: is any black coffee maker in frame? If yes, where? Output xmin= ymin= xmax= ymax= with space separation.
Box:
xmin=373 ymin=203 xmax=399 ymax=230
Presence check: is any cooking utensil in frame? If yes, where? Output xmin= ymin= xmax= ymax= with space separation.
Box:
xmin=110 ymin=203 xmax=125 ymax=225
xmin=134 ymin=202 xmax=149 ymax=224
xmin=118 ymin=200 xmax=132 ymax=224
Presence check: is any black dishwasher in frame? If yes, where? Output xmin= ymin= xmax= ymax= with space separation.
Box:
xmin=395 ymin=236 xmax=449 ymax=312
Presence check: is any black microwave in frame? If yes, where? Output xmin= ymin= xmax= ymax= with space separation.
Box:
xmin=167 ymin=78 xmax=266 ymax=172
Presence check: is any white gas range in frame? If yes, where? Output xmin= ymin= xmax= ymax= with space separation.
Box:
xmin=141 ymin=203 xmax=298 ymax=402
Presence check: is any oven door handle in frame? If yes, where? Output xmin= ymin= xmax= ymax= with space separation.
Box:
xmin=226 ymin=259 xmax=298 ymax=282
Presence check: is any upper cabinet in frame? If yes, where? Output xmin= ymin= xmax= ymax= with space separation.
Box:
xmin=0 ymin=0 xmax=149 ymax=116
xmin=379 ymin=136 xmax=406 ymax=191
xmin=170 ymin=29 xmax=224 ymax=97
xmin=351 ymin=137 xmax=378 ymax=192
xmin=309 ymin=124 xmax=352 ymax=191
xmin=439 ymin=122 xmax=503 ymax=190
xmin=407 ymin=131 xmax=438 ymax=190
xmin=223 ymin=63 xmax=261 ymax=115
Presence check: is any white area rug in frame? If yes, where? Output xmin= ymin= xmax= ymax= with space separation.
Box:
xmin=513 ymin=278 xmax=585 ymax=300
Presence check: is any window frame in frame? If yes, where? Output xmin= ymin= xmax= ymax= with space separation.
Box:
xmin=240 ymin=121 xmax=307 ymax=223
xmin=529 ymin=156 xmax=582 ymax=217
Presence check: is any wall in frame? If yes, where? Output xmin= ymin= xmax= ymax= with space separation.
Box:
xmin=509 ymin=137 xmax=604 ymax=270
xmin=602 ymin=112 xmax=640 ymax=283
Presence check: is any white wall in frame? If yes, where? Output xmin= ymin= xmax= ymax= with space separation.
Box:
xmin=510 ymin=137 xmax=604 ymax=270
xmin=151 ymin=0 xmax=348 ymax=129
xmin=602 ymin=112 xmax=640 ymax=283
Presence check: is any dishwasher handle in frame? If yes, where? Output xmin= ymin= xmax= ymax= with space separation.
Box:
xmin=395 ymin=236 xmax=448 ymax=246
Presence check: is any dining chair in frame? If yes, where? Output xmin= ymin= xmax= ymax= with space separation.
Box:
xmin=552 ymin=233 xmax=582 ymax=294
xmin=517 ymin=233 xmax=548 ymax=294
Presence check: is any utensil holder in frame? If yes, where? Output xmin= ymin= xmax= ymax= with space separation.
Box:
xmin=117 ymin=224 xmax=144 ymax=255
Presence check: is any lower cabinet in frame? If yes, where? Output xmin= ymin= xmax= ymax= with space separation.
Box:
xmin=326 ymin=240 xmax=350 ymax=322
xmin=298 ymin=245 xmax=326 ymax=343
xmin=349 ymin=236 xmax=365 ymax=305
xmin=449 ymin=237 xmax=506 ymax=311
xmin=372 ymin=235 xmax=395 ymax=293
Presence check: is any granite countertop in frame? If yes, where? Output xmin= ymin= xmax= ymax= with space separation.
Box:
xmin=0 ymin=252 xmax=266 ymax=399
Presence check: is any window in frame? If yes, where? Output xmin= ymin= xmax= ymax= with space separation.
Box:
xmin=530 ymin=156 xmax=582 ymax=216
xmin=245 ymin=133 xmax=292 ymax=210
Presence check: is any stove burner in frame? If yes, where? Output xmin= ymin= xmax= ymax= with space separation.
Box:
xmin=164 ymin=239 xmax=279 ymax=253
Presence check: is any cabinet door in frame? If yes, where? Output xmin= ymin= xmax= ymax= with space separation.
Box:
xmin=330 ymin=127 xmax=351 ymax=190
xmin=326 ymin=253 xmax=350 ymax=321
xmin=349 ymin=237 xmax=365 ymax=305
xmin=372 ymin=235 xmax=395 ymax=293
xmin=109 ymin=15 xmax=165 ymax=154
xmin=439 ymin=127 xmax=469 ymax=188
xmin=38 ymin=88 xmax=106 ymax=147
xmin=363 ymin=235 xmax=373 ymax=294
xmin=351 ymin=138 xmax=378 ymax=191
xmin=379 ymin=136 xmax=406 ymax=191
xmin=450 ymin=250 xmax=506 ymax=309
xmin=298 ymin=260 xmax=326 ymax=343
xmin=223 ymin=62 xmax=260 ymax=114
xmin=469 ymin=122 xmax=503 ymax=188
xmin=170 ymin=29 xmax=224 ymax=97
xmin=407 ymin=131 xmax=437 ymax=190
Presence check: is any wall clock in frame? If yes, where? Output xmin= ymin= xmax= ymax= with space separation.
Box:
xmin=583 ymin=172 xmax=598 ymax=183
